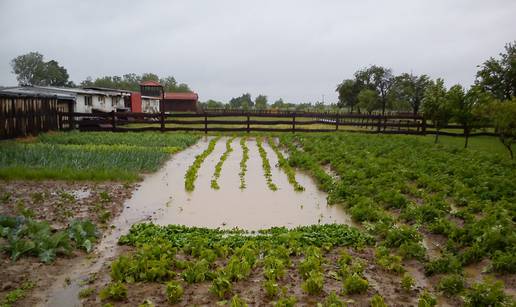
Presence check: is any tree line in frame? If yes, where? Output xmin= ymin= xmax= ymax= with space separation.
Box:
xmin=9 ymin=52 xmax=191 ymax=93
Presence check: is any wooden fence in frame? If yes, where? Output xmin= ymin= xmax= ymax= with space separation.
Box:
xmin=0 ymin=94 xmax=61 ymax=139
xmin=58 ymin=110 xmax=433 ymax=134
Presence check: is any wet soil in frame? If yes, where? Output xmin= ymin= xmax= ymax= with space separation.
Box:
xmin=0 ymin=181 xmax=134 ymax=306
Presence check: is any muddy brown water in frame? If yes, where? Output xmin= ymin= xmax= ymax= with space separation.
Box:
xmin=41 ymin=136 xmax=352 ymax=306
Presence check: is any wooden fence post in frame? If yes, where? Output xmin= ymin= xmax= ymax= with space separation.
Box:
xmin=292 ymin=113 xmax=296 ymax=133
xmin=376 ymin=116 xmax=381 ymax=132
xmin=421 ymin=117 xmax=426 ymax=135
xmin=160 ymin=110 xmax=165 ymax=132
xmin=335 ymin=113 xmax=339 ymax=131
xmin=246 ymin=115 xmax=250 ymax=133
xmin=204 ymin=115 xmax=208 ymax=134
xmin=111 ymin=110 xmax=116 ymax=131
xmin=68 ymin=108 xmax=75 ymax=131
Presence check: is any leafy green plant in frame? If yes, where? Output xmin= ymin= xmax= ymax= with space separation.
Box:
xmin=211 ymin=137 xmax=235 ymax=190
xmin=185 ymin=136 xmax=220 ymax=191
xmin=490 ymin=250 xmax=516 ymax=273
xmin=274 ymin=294 xmax=297 ymax=307
xmin=424 ymin=254 xmax=462 ymax=276
xmin=370 ymin=294 xmax=387 ymax=307
xmin=375 ymin=247 xmax=405 ymax=274
xmin=67 ymin=219 xmax=99 ymax=253
xmin=165 ymin=281 xmax=184 ymax=303
xmin=320 ymin=291 xmax=345 ymax=307
xmin=256 ymin=137 xmax=278 ymax=191
xmin=239 ymin=137 xmax=249 ymax=189
xmin=342 ymin=273 xmax=368 ymax=294
xmin=301 ymin=271 xmax=324 ymax=295
xmin=401 ymin=273 xmax=415 ymax=292
xmin=264 ymin=280 xmax=280 ymax=298
xmin=182 ymin=259 xmax=212 ymax=283
xmin=210 ymin=275 xmax=232 ymax=299
xmin=99 ymin=282 xmax=127 ymax=301
xmin=78 ymin=287 xmax=95 ymax=299
xmin=463 ymin=278 xmax=511 ymax=307
xmin=436 ymin=274 xmax=464 ymax=297
xmin=418 ymin=290 xmax=437 ymax=307
xmin=230 ymin=294 xmax=248 ymax=307
xmin=0 ymin=281 xmax=34 ymax=307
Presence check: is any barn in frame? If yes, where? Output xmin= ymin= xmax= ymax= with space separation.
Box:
xmin=139 ymin=81 xmax=199 ymax=113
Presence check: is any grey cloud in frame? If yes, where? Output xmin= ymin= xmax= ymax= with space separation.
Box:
xmin=1 ymin=0 xmax=515 ymax=103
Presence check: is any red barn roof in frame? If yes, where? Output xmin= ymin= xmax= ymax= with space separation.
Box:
xmin=140 ymin=80 xmax=162 ymax=87
xmin=164 ymin=92 xmax=198 ymax=101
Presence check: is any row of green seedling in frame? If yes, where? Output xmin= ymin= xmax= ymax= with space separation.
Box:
xmin=211 ymin=137 xmax=236 ymax=190
xmin=239 ymin=137 xmax=249 ymax=190
xmin=184 ymin=137 xmax=221 ymax=191
xmin=267 ymin=137 xmax=304 ymax=192
xmin=256 ymin=137 xmax=278 ymax=191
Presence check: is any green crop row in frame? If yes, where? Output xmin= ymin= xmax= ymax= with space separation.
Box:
xmin=211 ymin=137 xmax=236 ymax=190
xmin=184 ymin=137 xmax=221 ymax=191
xmin=267 ymin=137 xmax=304 ymax=192
xmin=239 ymin=137 xmax=249 ymax=190
xmin=37 ymin=131 xmax=199 ymax=148
xmin=256 ymin=137 xmax=278 ymax=191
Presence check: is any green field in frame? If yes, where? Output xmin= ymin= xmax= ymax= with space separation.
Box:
xmin=0 ymin=132 xmax=200 ymax=181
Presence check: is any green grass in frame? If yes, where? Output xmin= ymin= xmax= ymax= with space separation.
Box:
xmin=0 ymin=132 xmax=200 ymax=181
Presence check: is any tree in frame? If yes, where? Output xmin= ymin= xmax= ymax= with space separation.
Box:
xmin=422 ymin=78 xmax=452 ymax=143
xmin=79 ymin=73 xmax=192 ymax=92
xmin=392 ymin=73 xmax=431 ymax=115
xmin=202 ymin=99 xmax=225 ymax=109
xmin=336 ymin=79 xmax=362 ymax=112
xmin=11 ymin=52 xmax=71 ymax=86
xmin=481 ymin=98 xmax=516 ymax=159
xmin=272 ymin=98 xmax=285 ymax=109
xmin=255 ymin=95 xmax=268 ymax=110
xmin=355 ymin=65 xmax=394 ymax=115
xmin=476 ymin=41 xmax=516 ymax=101
xmin=448 ymin=85 xmax=490 ymax=148
xmin=229 ymin=93 xmax=253 ymax=109
xmin=357 ymin=89 xmax=379 ymax=114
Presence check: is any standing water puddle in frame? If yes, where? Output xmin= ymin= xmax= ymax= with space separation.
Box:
xmin=41 ymin=136 xmax=352 ymax=306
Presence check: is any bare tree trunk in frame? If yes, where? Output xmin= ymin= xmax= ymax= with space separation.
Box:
xmin=435 ymin=128 xmax=439 ymax=144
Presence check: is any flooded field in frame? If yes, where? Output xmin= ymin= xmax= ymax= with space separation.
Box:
xmin=40 ymin=136 xmax=352 ymax=306
xmin=124 ymin=136 xmax=352 ymax=230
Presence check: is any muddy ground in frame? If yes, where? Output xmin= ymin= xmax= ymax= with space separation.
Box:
xmin=0 ymin=180 xmax=135 ymax=306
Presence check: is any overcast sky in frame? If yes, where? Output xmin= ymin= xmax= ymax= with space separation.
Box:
xmin=0 ymin=0 xmax=515 ymax=103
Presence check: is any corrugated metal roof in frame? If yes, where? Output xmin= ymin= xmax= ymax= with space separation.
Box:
xmin=140 ymin=81 xmax=162 ymax=87
xmin=0 ymin=86 xmax=76 ymax=100
xmin=163 ymin=92 xmax=198 ymax=101
xmin=82 ymin=86 xmax=132 ymax=94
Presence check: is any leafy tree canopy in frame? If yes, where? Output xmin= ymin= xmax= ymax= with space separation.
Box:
xmin=80 ymin=73 xmax=191 ymax=92
xmin=11 ymin=52 xmax=72 ymax=87
xmin=476 ymin=41 xmax=516 ymax=101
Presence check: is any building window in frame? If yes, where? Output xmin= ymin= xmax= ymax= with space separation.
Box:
xmin=98 ymin=96 xmax=105 ymax=103
xmin=112 ymin=97 xmax=119 ymax=107
xmin=84 ymin=96 xmax=92 ymax=106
